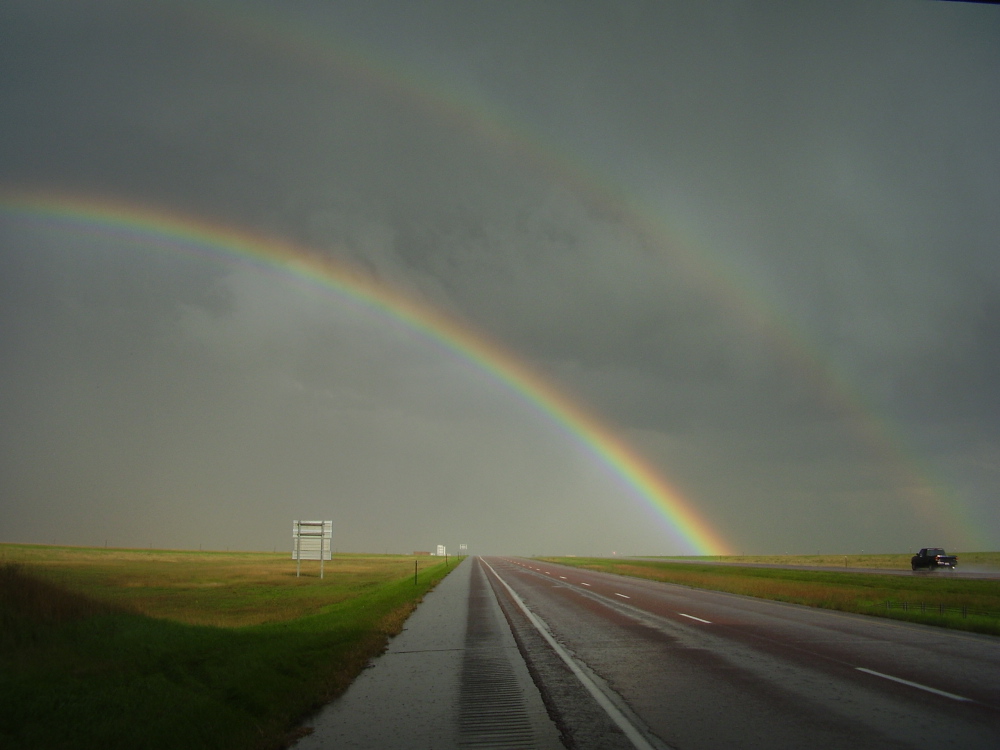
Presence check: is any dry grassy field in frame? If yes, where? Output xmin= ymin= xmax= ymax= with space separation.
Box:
xmin=0 ymin=543 xmax=454 ymax=750
xmin=1 ymin=544 xmax=443 ymax=627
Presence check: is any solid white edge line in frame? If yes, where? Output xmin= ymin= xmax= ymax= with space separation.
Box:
xmin=678 ymin=613 xmax=712 ymax=624
xmin=481 ymin=559 xmax=659 ymax=750
xmin=855 ymin=668 xmax=972 ymax=702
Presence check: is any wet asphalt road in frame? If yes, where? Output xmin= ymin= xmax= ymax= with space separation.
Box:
xmin=291 ymin=557 xmax=562 ymax=750
xmin=485 ymin=556 xmax=1000 ymax=750
xmin=292 ymin=557 xmax=999 ymax=749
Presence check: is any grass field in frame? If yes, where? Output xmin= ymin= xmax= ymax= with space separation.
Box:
xmin=649 ymin=551 xmax=1000 ymax=570
xmin=0 ymin=544 xmax=455 ymax=750
xmin=539 ymin=554 xmax=1000 ymax=637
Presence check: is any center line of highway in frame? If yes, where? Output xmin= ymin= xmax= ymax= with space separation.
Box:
xmin=855 ymin=668 xmax=972 ymax=702
xmin=580 ymin=582 xmax=591 ymax=586
xmin=615 ymin=593 xmax=630 ymax=599
xmin=678 ymin=613 xmax=712 ymax=624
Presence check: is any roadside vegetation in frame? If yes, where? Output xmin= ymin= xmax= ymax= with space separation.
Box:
xmin=649 ymin=551 xmax=1000 ymax=570
xmin=539 ymin=555 xmax=1000 ymax=637
xmin=0 ymin=544 xmax=454 ymax=749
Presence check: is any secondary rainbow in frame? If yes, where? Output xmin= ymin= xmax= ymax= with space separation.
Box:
xmin=1 ymin=191 xmax=733 ymax=556
xmin=186 ymin=1 xmax=981 ymax=548
xmin=258 ymin=9 xmax=978 ymax=547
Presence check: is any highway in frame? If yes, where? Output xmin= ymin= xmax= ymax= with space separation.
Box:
xmin=481 ymin=556 xmax=1000 ymax=750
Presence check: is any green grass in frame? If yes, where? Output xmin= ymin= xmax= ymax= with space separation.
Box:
xmin=646 ymin=551 xmax=1000 ymax=570
xmin=538 ymin=556 xmax=1000 ymax=637
xmin=0 ymin=544 xmax=456 ymax=749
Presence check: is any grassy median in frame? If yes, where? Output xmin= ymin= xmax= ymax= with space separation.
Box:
xmin=0 ymin=545 xmax=454 ymax=750
xmin=539 ymin=555 xmax=1000 ymax=637
xmin=646 ymin=551 xmax=1000 ymax=570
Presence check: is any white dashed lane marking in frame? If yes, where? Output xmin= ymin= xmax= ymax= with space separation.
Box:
xmin=855 ymin=668 xmax=972 ymax=702
xmin=678 ymin=613 xmax=712 ymax=624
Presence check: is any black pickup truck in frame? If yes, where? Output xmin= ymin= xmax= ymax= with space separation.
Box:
xmin=911 ymin=548 xmax=957 ymax=571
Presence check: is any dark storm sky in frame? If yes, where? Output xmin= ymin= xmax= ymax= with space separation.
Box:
xmin=1 ymin=1 xmax=997 ymax=555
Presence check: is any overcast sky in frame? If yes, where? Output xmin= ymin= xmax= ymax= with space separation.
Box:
xmin=1 ymin=1 xmax=997 ymax=556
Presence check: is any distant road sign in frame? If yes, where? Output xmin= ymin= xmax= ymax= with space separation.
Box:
xmin=292 ymin=520 xmax=332 ymax=577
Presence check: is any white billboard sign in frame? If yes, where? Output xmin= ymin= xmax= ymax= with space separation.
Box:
xmin=292 ymin=520 xmax=333 ymax=577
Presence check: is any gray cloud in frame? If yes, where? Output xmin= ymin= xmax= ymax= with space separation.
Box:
xmin=1 ymin=1 xmax=998 ymax=555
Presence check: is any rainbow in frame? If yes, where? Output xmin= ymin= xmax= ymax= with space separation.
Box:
xmin=0 ymin=191 xmax=733 ymax=556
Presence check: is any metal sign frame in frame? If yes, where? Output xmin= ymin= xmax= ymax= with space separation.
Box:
xmin=292 ymin=520 xmax=333 ymax=578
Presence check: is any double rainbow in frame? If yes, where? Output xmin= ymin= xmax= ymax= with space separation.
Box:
xmin=2 ymin=3 xmax=980 ymax=552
